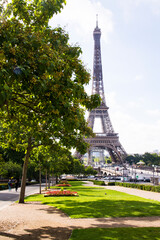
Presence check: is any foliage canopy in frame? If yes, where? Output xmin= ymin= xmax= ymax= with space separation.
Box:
xmin=0 ymin=0 xmax=100 ymax=202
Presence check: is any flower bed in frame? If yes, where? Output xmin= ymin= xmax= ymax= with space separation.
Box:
xmin=56 ymin=184 xmax=71 ymax=187
xmin=44 ymin=190 xmax=78 ymax=197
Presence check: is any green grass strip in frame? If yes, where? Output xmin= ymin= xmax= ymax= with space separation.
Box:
xmin=70 ymin=228 xmax=160 ymax=240
xmin=25 ymin=181 xmax=160 ymax=218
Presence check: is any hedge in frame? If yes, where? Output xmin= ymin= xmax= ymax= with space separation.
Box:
xmin=92 ymin=180 xmax=106 ymax=186
xmin=0 ymin=181 xmax=38 ymax=190
xmin=0 ymin=183 xmax=15 ymax=190
xmin=107 ymin=182 xmax=160 ymax=192
xmin=0 ymin=183 xmax=9 ymax=190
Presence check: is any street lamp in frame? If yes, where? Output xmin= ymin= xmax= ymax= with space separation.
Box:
xmin=121 ymin=167 xmax=125 ymax=182
xmin=152 ymin=165 xmax=155 ymax=185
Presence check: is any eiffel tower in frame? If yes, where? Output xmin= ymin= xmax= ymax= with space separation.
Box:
xmin=85 ymin=18 xmax=127 ymax=165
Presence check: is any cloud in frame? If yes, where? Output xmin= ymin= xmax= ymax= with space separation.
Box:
xmin=135 ymin=74 xmax=144 ymax=81
xmin=110 ymin=109 xmax=160 ymax=154
xmin=147 ymin=109 xmax=160 ymax=117
xmin=49 ymin=0 xmax=114 ymax=44
xmin=104 ymin=92 xmax=160 ymax=154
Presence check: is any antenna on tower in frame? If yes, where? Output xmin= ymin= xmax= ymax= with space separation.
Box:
xmin=96 ymin=14 xmax=98 ymax=27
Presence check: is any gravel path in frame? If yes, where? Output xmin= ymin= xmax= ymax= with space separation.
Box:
xmin=0 ymin=182 xmax=160 ymax=240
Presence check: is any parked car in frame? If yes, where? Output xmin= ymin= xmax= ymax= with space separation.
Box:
xmin=143 ymin=178 xmax=150 ymax=182
xmin=103 ymin=177 xmax=111 ymax=180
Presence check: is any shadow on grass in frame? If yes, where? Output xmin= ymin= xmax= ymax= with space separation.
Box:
xmin=0 ymin=226 xmax=71 ymax=240
xmin=41 ymin=198 xmax=160 ymax=218
xmin=90 ymin=216 xmax=160 ymax=228
xmin=70 ymin=228 xmax=160 ymax=240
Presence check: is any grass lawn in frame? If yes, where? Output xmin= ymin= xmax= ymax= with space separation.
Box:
xmin=25 ymin=181 xmax=160 ymax=218
xmin=69 ymin=228 xmax=160 ymax=240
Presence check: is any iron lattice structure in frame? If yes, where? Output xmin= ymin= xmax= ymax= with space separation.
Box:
xmin=86 ymin=20 xmax=127 ymax=165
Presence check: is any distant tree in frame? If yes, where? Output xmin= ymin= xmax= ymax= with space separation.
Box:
xmin=0 ymin=153 xmax=6 ymax=177
xmin=85 ymin=166 xmax=97 ymax=176
xmin=0 ymin=147 xmax=25 ymax=165
xmin=94 ymin=157 xmax=99 ymax=165
xmin=125 ymin=153 xmax=160 ymax=166
xmin=142 ymin=152 xmax=160 ymax=166
xmin=2 ymin=161 xmax=22 ymax=179
xmin=70 ymin=159 xmax=85 ymax=176
xmin=105 ymin=156 xmax=112 ymax=164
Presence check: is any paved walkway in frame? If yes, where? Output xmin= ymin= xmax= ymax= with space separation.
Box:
xmin=0 ymin=202 xmax=160 ymax=240
xmin=0 ymin=184 xmax=45 ymax=210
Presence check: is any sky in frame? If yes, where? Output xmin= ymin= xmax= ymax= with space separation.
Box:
xmin=49 ymin=0 xmax=160 ymax=155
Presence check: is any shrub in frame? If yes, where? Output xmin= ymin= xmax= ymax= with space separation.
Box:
xmin=115 ymin=182 xmax=160 ymax=192
xmin=155 ymin=186 xmax=160 ymax=192
xmin=108 ymin=182 xmax=116 ymax=186
xmin=0 ymin=183 xmax=8 ymax=190
xmin=0 ymin=182 xmax=16 ymax=190
xmin=92 ymin=180 xmax=105 ymax=186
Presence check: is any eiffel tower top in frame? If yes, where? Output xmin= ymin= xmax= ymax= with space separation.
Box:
xmin=92 ymin=16 xmax=106 ymax=107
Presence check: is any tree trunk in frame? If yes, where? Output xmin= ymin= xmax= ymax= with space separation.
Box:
xmin=45 ymin=169 xmax=47 ymax=190
xmin=52 ymin=174 xmax=54 ymax=186
xmin=56 ymin=175 xmax=58 ymax=184
xmin=48 ymin=171 xmax=50 ymax=189
xmin=39 ymin=162 xmax=41 ymax=194
xmin=19 ymin=137 xmax=32 ymax=203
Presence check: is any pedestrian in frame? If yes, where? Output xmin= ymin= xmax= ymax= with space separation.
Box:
xmin=15 ymin=179 xmax=19 ymax=191
xmin=8 ymin=179 xmax=12 ymax=191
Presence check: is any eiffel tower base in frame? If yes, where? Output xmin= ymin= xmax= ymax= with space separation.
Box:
xmin=86 ymin=135 xmax=127 ymax=165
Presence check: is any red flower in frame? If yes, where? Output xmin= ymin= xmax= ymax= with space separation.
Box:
xmin=44 ymin=190 xmax=78 ymax=197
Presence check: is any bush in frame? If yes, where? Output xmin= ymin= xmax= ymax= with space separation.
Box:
xmin=92 ymin=180 xmax=105 ymax=186
xmin=155 ymin=186 xmax=160 ymax=192
xmin=0 ymin=183 xmax=8 ymax=190
xmin=108 ymin=182 xmax=116 ymax=186
xmin=115 ymin=182 xmax=160 ymax=192
xmin=0 ymin=182 xmax=16 ymax=190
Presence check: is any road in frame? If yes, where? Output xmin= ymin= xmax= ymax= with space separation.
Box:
xmin=101 ymin=166 xmax=160 ymax=178
xmin=0 ymin=184 xmax=45 ymax=211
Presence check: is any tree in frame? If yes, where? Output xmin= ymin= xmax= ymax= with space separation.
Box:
xmin=85 ymin=166 xmax=97 ymax=176
xmin=71 ymin=159 xmax=85 ymax=176
xmin=0 ymin=151 xmax=22 ymax=179
xmin=0 ymin=0 xmax=101 ymax=203
xmin=143 ymin=152 xmax=160 ymax=166
xmin=125 ymin=154 xmax=142 ymax=165
xmin=104 ymin=156 xmax=112 ymax=164
xmin=0 ymin=147 xmax=25 ymax=165
xmin=30 ymin=145 xmax=77 ymax=188
xmin=94 ymin=157 xmax=100 ymax=165
xmin=2 ymin=161 xmax=22 ymax=179
xmin=0 ymin=153 xmax=6 ymax=177
xmin=125 ymin=153 xmax=160 ymax=166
